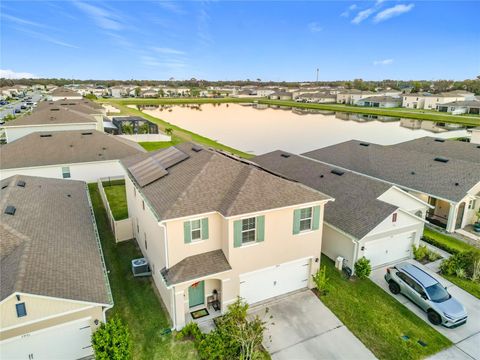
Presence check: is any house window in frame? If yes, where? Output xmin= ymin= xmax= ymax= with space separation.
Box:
xmin=190 ymin=219 xmax=202 ymax=241
xmin=299 ymin=207 xmax=313 ymax=232
xmin=241 ymin=217 xmax=256 ymax=244
xmin=16 ymin=303 xmax=27 ymax=318
xmin=392 ymin=213 xmax=398 ymax=222
xmin=468 ymin=199 xmax=476 ymax=210
xmin=61 ymin=166 xmax=71 ymax=179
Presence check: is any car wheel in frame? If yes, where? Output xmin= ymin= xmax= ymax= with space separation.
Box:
xmin=427 ymin=310 xmax=442 ymax=325
xmin=388 ymin=281 xmax=401 ymax=294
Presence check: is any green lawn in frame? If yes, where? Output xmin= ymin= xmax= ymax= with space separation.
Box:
xmin=443 ymin=274 xmax=480 ymax=299
xmin=318 ymin=255 xmax=451 ymax=360
xmin=423 ymin=227 xmax=479 ymax=255
xmin=88 ymin=184 xmax=197 ymax=359
xmin=139 ymin=139 xmax=182 ymax=152
xmin=102 ymin=180 xmax=128 ymax=221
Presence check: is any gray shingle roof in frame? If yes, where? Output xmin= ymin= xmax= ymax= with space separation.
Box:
xmin=50 ymin=87 xmax=82 ymax=97
xmin=0 ymin=175 xmax=111 ymax=304
xmin=302 ymin=140 xmax=480 ymax=203
xmin=37 ymin=99 xmax=104 ymax=113
xmin=358 ymin=96 xmax=401 ymax=103
xmin=253 ymin=151 xmax=397 ymax=239
xmin=391 ymin=137 xmax=480 ymax=164
xmin=4 ymin=107 xmax=96 ymax=127
xmin=122 ymin=143 xmax=331 ymax=221
xmin=161 ymin=250 xmax=231 ymax=286
xmin=1 ymin=130 xmax=145 ymax=169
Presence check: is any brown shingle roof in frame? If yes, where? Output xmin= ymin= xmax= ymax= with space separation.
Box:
xmin=122 ymin=143 xmax=331 ymax=221
xmin=1 ymin=130 xmax=145 ymax=169
xmin=4 ymin=107 xmax=96 ymax=127
xmin=0 ymin=175 xmax=111 ymax=304
xmin=50 ymin=87 xmax=82 ymax=97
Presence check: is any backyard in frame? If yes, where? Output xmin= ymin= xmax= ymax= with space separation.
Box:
xmin=102 ymin=179 xmax=128 ymax=221
xmin=318 ymin=255 xmax=452 ymax=360
xmin=88 ymin=184 xmax=197 ymax=359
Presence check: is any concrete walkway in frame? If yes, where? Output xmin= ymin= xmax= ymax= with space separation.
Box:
xmin=370 ymin=259 xmax=480 ymax=360
xmin=249 ymin=290 xmax=376 ymax=360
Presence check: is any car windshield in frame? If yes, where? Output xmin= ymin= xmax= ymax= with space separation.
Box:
xmin=425 ymin=283 xmax=450 ymax=302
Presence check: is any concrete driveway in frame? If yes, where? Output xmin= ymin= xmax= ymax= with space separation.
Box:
xmin=371 ymin=259 xmax=480 ymax=360
xmin=249 ymin=290 xmax=376 ymax=360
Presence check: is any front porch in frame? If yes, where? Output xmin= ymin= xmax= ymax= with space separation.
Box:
xmin=426 ymin=196 xmax=479 ymax=234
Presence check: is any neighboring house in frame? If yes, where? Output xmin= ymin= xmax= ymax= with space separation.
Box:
xmin=436 ymin=100 xmax=480 ymax=115
xmin=0 ymin=130 xmax=145 ymax=182
xmin=269 ymin=92 xmax=293 ymax=100
xmin=121 ymin=143 xmax=332 ymax=329
xmin=37 ymin=98 xmax=107 ymax=125
xmin=2 ymin=107 xmax=102 ymax=143
xmin=336 ymin=90 xmax=375 ymax=105
xmin=402 ymin=91 xmax=475 ymax=110
xmin=401 ymin=93 xmax=432 ymax=109
xmin=303 ymin=139 xmax=480 ymax=234
xmin=295 ymin=92 xmax=336 ymax=103
xmin=110 ymin=86 xmax=129 ymax=98
xmin=356 ymin=96 xmax=402 ymax=108
xmin=0 ymin=175 xmax=112 ymax=359
xmin=49 ymin=87 xmax=83 ymax=101
xmin=253 ymin=151 xmax=429 ymax=270
xmin=255 ymin=88 xmax=276 ymax=97
xmin=142 ymin=90 xmax=159 ymax=98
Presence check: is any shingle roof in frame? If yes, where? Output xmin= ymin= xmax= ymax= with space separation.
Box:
xmin=438 ymin=100 xmax=480 ymax=107
xmin=391 ymin=137 xmax=480 ymax=164
xmin=253 ymin=151 xmax=397 ymax=239
xmin=0 ymin=175 xmax=111 ymax=304
xmin=122 ymin=143 xmax=331 ymax=221
xmin=302 ymin=140 xmax=480 ymax=203
xmin=4 ymin=107 xmax=96 ymax=127
xmin=37 ymin=98 xmax=104 ymax=112
xmin=161 ymin=250 xmax=231 ymax=286
xmin=50 ymin=87 xmax=82 ymax=97
xmin=1 ymin=130 xmax=145 ymax=169
xmin=359 ymin=96 xmax=401 ymax=103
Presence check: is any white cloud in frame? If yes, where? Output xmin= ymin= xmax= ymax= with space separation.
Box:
xmin=14 ymin=27 xmax=79 ymax=48
xmin=74 ymin=2 xmax=124 ymax=30
xmin=154 ymin=0 xmax=184 ymax=14
xmin=349 ymin=4 xmax=358 ymax=11
xmin=373 ymin=4 xmax=415 ymax=23
xmin=352 ymin=8 xmax=375 ymax=24
xmin=0 ymin=69 xmax=37 ymax=79
xmin=373 ymin=59 xmax=394 ymax=65
xmin=1 ymin=14 xmax=47 ymax=28
xmin=308 ymin=22 xmax=323 ymax=33
xmin=152 ymin=47 xmax=186 ymax=55
xmin=341 ymin=4 xmax=358 ymax=17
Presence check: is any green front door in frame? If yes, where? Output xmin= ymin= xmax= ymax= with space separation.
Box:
xmin=188 ymin=281 xmax=205 ymax=308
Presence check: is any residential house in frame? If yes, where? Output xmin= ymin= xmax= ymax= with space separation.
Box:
xmin=436 ymin=100 xmax=480 ymax=115
xmin=402 ymin=91 xmax=475 ymax=110
xmin=0 ymin=175 xmax=112 ymax=359
xmin=49 ymin=87 xmax=83 ymax=101
xmin=110 ymin=86 xmax=129 ymax=98
xmin=356 ymin=96 xmax=402 ymax=108
xmin=269 ymin=91 xmax=293 ymax=100
xmin=121 ymin=143 xmax=332 ymax=329
xmin=253 ymin=151 xmax=429 ymax=269
xmin=295 ymin=92 xmax=336 ymax=103
xmin=0 ymin=130 xmax=145 ymax=182
xmin=336 ymin=90 xmax=375 ymax=105
xmin=302 ymin=138 xmax=480 ymax=234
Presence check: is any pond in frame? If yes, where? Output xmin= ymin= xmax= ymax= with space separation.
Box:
xmin=138 ymin=103 xmax=470 ymax=155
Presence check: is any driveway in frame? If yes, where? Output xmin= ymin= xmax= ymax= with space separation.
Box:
xmin=371 ymin=259 xmax=480 ymax=359
xmin=249 ymin=290 xmax=376 ymax=360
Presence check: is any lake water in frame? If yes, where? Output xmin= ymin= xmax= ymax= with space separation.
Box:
xmin=139 ymin=103 xmax=469 ymax=155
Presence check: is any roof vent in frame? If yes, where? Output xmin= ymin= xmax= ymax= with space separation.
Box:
xmin=50 ymin=108 xmax=60 ymax=111
xmin=4 ymin=206 xmax=16 ymax=216
xmin=16 ymin=180 xmax=26 ymax=188
xmin=82 ymin=132 xmax=93 ymax=135
xmin=192 ymin=145 xmax=202 ymax=152
xmin=331 ymin=169 xmax=345 ymax=176
xmin=411 ymin=171 xmax=415 ymax=175
xmin=280 ymin=153 xmax=290 ymax=158
xmin=359 ymin=142 xmax=370 ymax=147
xmin=455 ymin=182 xmax=459 ymax=186
xmin=40 ymin=134 xmax=52 ymax=138
xmin=1 ymin=185 xmax=7 ymax=190
xmin=477 ymin=145 xmax=480 ymax=149
xmin=434 ymin=157 xmax=449 ymax=163
xmin=319 ymin=174 xmax=324 ymax=178
xmin=434 ymin=138 xmax=445 ymax=143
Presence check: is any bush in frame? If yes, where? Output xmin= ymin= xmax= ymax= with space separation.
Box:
xmin=312 ymin=265 xmax=329 ymax=295
xmin=354 ymin=257 xmax=371 ymax=279
xmin=440 ymin=251 xmax=480 ymax=278
xmin=413 ymin=245 xmax=441 ymax=263
xmin=92 ymin=317 xmax=132 ymax=360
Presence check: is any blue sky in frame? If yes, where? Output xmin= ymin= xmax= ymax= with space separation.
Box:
xmin=1 ymin=1 xmax=479 ymax=81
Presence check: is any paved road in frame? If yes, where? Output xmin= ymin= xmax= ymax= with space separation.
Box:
xmin=371 ymin=259 xmax=480 ymax=360
xmin=0 ymin=92 xmax=43 ymax=120
xmin=249 ymin=290 xmax=376 ymax=360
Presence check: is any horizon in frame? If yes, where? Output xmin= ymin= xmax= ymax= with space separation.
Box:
xmin=1 ymin=1 xmax=479 ymax=81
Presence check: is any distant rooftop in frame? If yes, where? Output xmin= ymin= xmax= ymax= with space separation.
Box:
xmin=50 ymin=87 xmax=82 ymax=97
xmin=4 ymin=107 xmax=96 ymax=127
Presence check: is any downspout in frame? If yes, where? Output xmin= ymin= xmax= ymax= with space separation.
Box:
xmin=172 ymin=286 xmax=177 ymax=330
xmin=159 ymin=222 xmax=169 ymax=268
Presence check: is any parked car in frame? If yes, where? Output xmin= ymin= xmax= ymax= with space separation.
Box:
xmin=14 ymin=109 xmax=21 ymax=113
xmin=20 ymin=105 xmax=27 ymax=110
xmin=385 ymin=262 xmax=467 ymax=328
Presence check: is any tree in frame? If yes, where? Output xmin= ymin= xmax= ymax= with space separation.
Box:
xmin=92 ymin=317 xmax=132 ymax=360
xmin=121 ymin=123 xmax=134 ymax=134
xmin=138 ymin=123 xmax=149 ymax=134
xmin=84 ymin=93 xmax=97 ymax=100
xmin=134 ymin=87 xmax=141 ymax=97
xmin=164 ymin=127 xmax=173 ymax=136
xmin=312 ymin=265 xmax=329 ymax=295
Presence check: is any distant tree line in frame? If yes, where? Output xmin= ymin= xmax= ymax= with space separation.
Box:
xmin=1 ymin=76 xmax=479 ymax=95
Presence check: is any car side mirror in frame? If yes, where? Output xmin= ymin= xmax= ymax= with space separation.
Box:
xmin=421 ymin=293 xmax=428 ymax=300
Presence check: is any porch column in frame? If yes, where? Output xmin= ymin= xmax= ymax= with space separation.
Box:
xmin=446 ymin=203 xmax=458 ymax=233
xmin=174 ymin=290 xmax=186 ymax=330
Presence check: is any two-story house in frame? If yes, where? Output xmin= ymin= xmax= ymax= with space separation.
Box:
xmin=121 ymin=143 xmax=332 ymax=329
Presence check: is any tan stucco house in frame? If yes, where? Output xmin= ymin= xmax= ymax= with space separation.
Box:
xmin=0 ymin=175 xmax=112 ymax=359
xmin=121 ymin=143 xmax=332 ymax=329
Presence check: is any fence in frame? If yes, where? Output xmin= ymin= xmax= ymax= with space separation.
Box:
xmin=97 ymin=176 xmax=133 ymax=243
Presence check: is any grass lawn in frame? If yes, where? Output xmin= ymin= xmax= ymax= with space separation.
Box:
xmin=318 ymin=255 xmax=451 ymax=360
xmin=423 ymin=227 xmax=479 ymax=254
xmin=139 ymin=138 xmax=183 ymax=152
xmin=88 ymin=184 xmax=197 ymax=359
xmin=443 ymin=274 xmax=480 ymax=299
xmin=102 ymin=180 xmax=128 ymax=220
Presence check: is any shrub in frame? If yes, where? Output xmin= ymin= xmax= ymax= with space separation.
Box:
xmin=456 ymin=268 xmax=466 ymax=279
xmin=472 ymin=260 xmax=480 ymax=283
xmin=354 ymin=257 xmax=371 ymax=279
xmin=440 ymin=251 xmax=480 ymax=278
xmin=422 ymin=235 xmax=460 ymax=255
xmin=312 ymin=266 xmax=329 ymax=295
xmin=92 ymin=317 xmax=132 ymax=360
xmin=413 ymin=245 xmax=429 ymax=261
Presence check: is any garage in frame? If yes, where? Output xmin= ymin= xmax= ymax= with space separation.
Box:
xmin=240 ymin=257 xmax=311 ymax=304
xmin=0 ymin=318 xmax=93 ymax=360
xmin=363 ymin=231 xmax=415 ymax=268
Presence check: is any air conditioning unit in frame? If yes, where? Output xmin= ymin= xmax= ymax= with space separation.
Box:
xmin=131 ymin=258 xmax=151 ymax=277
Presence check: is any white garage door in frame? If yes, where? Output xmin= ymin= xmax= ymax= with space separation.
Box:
xmin=364 ymin=231 xmax=415 ymax=268
xmin=0 ymin=318 xmax=93 ymax=360
xmin=240 ymin=258 xmax=311 ymax=304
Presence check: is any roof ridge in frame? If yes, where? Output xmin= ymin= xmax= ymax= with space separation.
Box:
xmin=221 ymin=165 xmax=253 ymax=216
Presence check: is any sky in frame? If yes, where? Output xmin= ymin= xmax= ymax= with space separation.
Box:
xmin=1 ymin=1 xmax=479 ymax=81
